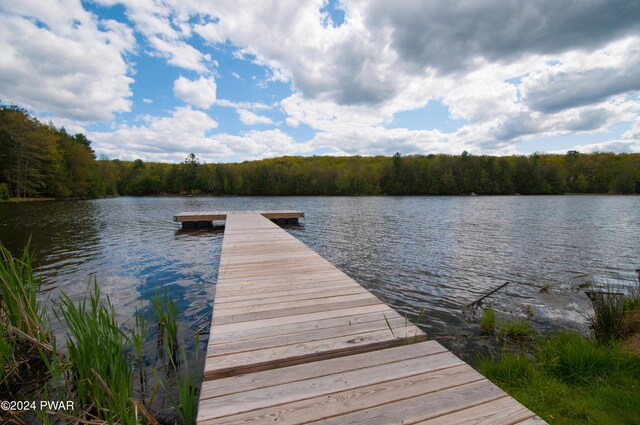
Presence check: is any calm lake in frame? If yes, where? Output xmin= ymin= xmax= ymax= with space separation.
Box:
xmin=1 ymin=195 xmax=639 ymax=364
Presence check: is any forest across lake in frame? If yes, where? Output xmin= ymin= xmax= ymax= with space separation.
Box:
xmin=2 ymin=104 xmax=640 ymax=200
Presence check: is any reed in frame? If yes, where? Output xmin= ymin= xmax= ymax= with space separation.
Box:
xmin=55 ymin=280 xmax=137 ymax=424
xmin=0 ymin=240 xmax=49 ymax=343
xmin=130 ymin=307 xmax=149 ymax=388
xmin=587 ymin=279 xmax=640 ymax=343
xmin=0 ymin=324 xmax=16 ymax=384
xmin=175 ymin=335 xmax=200 ymax=425
xmin=411 ymin=306 xmax=426 ymax=343
xmin=155 ymin=334 xmax=201 ymax=425
xmin=152 ymin=289 xmax=179 ymax=354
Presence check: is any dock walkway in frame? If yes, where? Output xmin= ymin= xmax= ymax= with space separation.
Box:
xmin=195 ymin=212 xmax=544 ymax=424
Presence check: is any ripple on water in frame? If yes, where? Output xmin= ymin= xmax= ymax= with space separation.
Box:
xmin=0 ymin=195 xmax=638 ymax=361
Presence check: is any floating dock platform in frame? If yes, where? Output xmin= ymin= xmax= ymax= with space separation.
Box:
xmin=174 ymin=210 xmax=303 ymax=228
xmin=191 ymin=211 xmax=544 ymax=424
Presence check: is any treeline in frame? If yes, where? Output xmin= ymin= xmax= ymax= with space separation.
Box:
xmin=0 ymin=105 xmax=97 ymax=199
xmin=1 ymin=104 xmax=640 ymax=198
xmin=112 ymin=151 xmax=640 ymax=196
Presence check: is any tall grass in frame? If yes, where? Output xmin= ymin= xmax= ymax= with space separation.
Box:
xmin=498 ymin=319 xmax=534 ymax=343
xmin=537 ymin=331 xmax=638 ymax=384
xmin=480 ymin=331 xmax=640 ymax=424
xmin=175 ymin=335 xmax=200 ymax=425
xmin=152 ymin=289 xmax=179 ymax=354
xmin=478 ymin=353 xmax=533 ymax=386
xmin=0 ymin=240 xmax=51 ymax=387
xmin=0 ymin=241 xmax=49 ymax=343
xmin=0 ymin=324 xmax=16 ymax=384
xmin=587 ymin=279 xmax=640 ymax=343
xmin=0 ymin=241 xmax=205 ymax=424
xmin=55 ymin=280 xmax=137 ymax=424
xmin=130 ymin=307 xmax=149 ymax=388
xmin=479 ymin=306 xmax=495 ymax=334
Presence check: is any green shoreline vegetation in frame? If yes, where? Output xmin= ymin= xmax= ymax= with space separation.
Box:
xmin=0 ymin=242 xmax=199 ymax=424
xmin=2 ymin=104 xmax=640 ymax=200
xmin=478 ymin=280 xmax=640 ymax=424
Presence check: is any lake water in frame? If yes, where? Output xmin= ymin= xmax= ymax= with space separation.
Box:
xmin=1 ymin=195 xmax=639 ymax=364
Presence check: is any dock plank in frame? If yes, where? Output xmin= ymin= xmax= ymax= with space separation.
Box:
xmin=203 ymin=213 xmax=424 ymax=381
xmin=194 ymin=211 xmax=544 ymax=424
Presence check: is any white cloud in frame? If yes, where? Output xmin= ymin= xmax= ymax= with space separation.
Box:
xmin=622 ymin=118 xmax=640 ymax=140
xmin=142 ymin=98 xmax=153 ymax=104
xmin=237 ymin=109 xmax=273 ymax=125
xmin=215 ymin=99 xmax=271 ymax=111
xmin=568 ymin=139 xmax=640 ymax=154
xmin=187 ymin=0 xmax=640 ymax=154
xmin=173 ymin=75 xmax=217 ymax=108
xmin=148 ymin=36 xmax=211 ymax=73
xmin=5 ymin=0 xmax=640 ymax=157
xmin=90 ymin=106 xmax=218 ymax=160
xmin=94 ymin=0 xmax=212 ymax=73
xmin=520 ymin=37 xmax=640 ymax=113
xmin=90 ymin=106 xmax=310 ymax=162
xmin=0 ymin=0 xmax=134 ymax=122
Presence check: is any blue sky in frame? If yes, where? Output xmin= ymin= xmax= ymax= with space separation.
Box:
xmin=1 ymin=0 xmax=639 ymax=162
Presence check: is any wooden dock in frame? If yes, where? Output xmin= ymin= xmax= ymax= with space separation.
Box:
xmin=174 ymin=210 xmax=304 ymax=228
xmin=195 ymin=212 xmax=544 ymax=424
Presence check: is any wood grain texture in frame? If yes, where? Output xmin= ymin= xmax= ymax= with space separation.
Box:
xmin=416 ymin=396 xmax=536 ymax=424
xmin=200 ymin=341 xmax=449 ymax=400
xmin=202 ymin=213 xmax=426 ymax=381
xmin=193 ymin=212 xmax=544 ymax=424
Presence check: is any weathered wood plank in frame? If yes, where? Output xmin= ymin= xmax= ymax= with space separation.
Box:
xmin=206 ymin=316 xmax=407 ymax=356
xmin=516 ymin=418 xmax=549 ymax=424
xmin=192 ymin=211 xmax=542 ymax=425
xmin=212 ymin=292 xmax=377 ymax=318
xmin=204 ymin=328 xmax=427 ymax=379
xmin=415 ymin=395 xmax=536 ymax=424
xmin=210 ymin=304 xmax=398 ymax=335
xmin=211 ymin=296 xmax=386 ymax=325
xmin=308 ymin=380 xmax=507 ymax=425
xmin=199 ymin=349 xmax=466 ymax=421
xmin=201 ymin=340 xmax=450 ymax=400
xmin=213 ymin=279 xmax=358 ymax=297
xmin=213 ymin=285 xmax=367 ymax=306
xmin=207 ymin=311 xmax=404 ymax=346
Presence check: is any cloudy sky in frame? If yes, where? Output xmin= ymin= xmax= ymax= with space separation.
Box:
xmin=1 ymin=0 xmax=639 ymax=162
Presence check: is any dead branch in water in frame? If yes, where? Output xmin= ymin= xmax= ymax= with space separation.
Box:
xmin=462 ymin=282 xmax=510 ymax=321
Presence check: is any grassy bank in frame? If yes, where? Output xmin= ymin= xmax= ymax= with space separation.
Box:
xmin=480 ymin=332 xmax=640 ymax=424
xmin=479 ymin=279 xmax=640 ymax=424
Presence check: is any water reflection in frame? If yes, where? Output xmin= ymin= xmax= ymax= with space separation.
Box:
xmin=1 ymin=195 xmax=639 ymax=365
